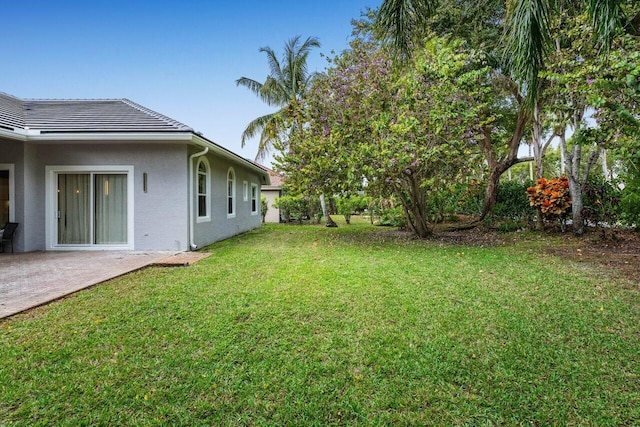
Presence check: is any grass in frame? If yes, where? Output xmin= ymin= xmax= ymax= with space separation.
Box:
xmin=1 ymin=218 xmax=639 ymax=426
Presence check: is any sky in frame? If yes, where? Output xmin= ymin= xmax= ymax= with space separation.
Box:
xmin=1 ymin=0 xmax=378 ymax=167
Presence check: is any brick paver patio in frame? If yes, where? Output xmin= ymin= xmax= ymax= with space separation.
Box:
xmin=0 ymin=251 xmax=208 ymax=319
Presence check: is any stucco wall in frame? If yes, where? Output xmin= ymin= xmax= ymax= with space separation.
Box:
xmin=27 ymin=142 xmax=189 ymax=251
xmin=1 ymin=138 xmax=265 ymax=252
xmin=23 ymin=143 xmax=44 ymax=251
xmin=262 ymin=188 xmax=281 ymax=223
xmin=191 ymin=148 xmax=263 ymax=248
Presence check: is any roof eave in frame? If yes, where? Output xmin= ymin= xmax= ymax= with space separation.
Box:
xmin=25 ymin=131 xmax=194 ymax=142
xmin=0 ymin=127 xmax=27 ymax=141
xmin=0 ymin=127 xmax=271 ymax=185
xmin=191 ymin=134 xmax=270 ymax=185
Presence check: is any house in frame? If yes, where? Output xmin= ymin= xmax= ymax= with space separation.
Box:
xmin=0 ymin=91 xmax=269 ymax=253
xmin=260 ymin=167 xmax=285 ymax=223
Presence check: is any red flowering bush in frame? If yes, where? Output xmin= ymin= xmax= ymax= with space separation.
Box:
xmin=526 ymin=176 xmax=572 ymax=218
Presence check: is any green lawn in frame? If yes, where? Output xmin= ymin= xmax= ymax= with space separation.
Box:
xmin=1 ymin=219 xmax=638 ymax=426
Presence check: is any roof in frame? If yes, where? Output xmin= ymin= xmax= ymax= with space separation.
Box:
xmin=0 ymin=91 xmax=269 ymax=183
xmin=267 ymin=169 xmax=285 ymax=188
xmin=0 ymin=91 xmax=192 ymax=133
xmin=251 ymin=163 xmax=284 ymax=189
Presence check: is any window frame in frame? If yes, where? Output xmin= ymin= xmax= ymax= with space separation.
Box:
xmin=45 ymin=165 xmax=134 ymax=251
xmin=251 ymin=183 xmax=259 ymax=215
xmin=243 ymin=180 xmax=248 ymax=202
xmin=227 ymin=167 xmax=236 ymax=218
xmin=196 ymin=158 xmax=211 ymax=223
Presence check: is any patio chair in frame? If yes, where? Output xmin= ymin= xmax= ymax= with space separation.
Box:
xmin=0 ymin=222 xmax=18 ymax=253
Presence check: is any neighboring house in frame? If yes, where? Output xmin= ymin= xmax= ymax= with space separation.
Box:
xmin=0 ymin=91 xmax=269 ymax=253
xmin=260 ymin=167 xmax=284 ymax=223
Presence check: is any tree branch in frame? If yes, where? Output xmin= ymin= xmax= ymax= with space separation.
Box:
xmin=581 ymin=147 xmax=602 ymax=190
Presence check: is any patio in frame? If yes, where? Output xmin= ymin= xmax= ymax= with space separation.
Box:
xmin=0 ymin=250 xmax=209 ymax=319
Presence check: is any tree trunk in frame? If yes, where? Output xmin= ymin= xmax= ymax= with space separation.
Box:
xmin=479 ymin=168 xmax=500 ymax=221
xmin=399 ymin=201 xmax=432 ymax=238
xmin=560 ymin=132 xmax=581 ymax=234
xmin=390 ymin=175 xmax=432 ymax=238
xmin=532 ymin=100 xmax=544 ymax=179
xmin=477 ymin=101 xmax=530 ymax=221
xmin=560 ymin=131 xmax=600 ymax=236
xmin=601 ymin=149 xmax=611 ymax=181
xmin=567 ymin=165 xmax=584 ymax=235
xmin=445 ymin=90 xmax=530 ymax=230
xmin=320 ymin=194 xmax=337 ymax=227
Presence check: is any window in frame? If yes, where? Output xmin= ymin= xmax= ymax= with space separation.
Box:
xmin=251 ymin=183 xmax=258 ymax=215
xmin=243 ymin=181 xmax=248 ymax=201
xmin=197 ymin=158 xmax=210 ymax=220
xmin=227 ymin=167 xmax=236 ymax=217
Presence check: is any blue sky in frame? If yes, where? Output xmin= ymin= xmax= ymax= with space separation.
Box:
xmin=2 ymin=0 xmax=377 ymax=166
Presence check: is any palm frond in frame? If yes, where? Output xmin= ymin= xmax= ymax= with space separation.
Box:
xmin=376 ymin=0 xmax=437 ymax=55
xmin=284 ymin=36 xmax=321 ymax=99
xmin=503 ymin=0 xmax=552 ymax=101
xmin=261 ymin=76 xmax=288 ymax=106
xmin=235 ymin=77 xmax=264 ymax=96
xmin=255 ymin=112 xmax=288 ymax=161
xmin=255 ymin=122 xmax=279 ymax=162
xmin=587 ymin=0 xmax=624 ymax=48
xmin=240 ymin=113 xmax=276 ymax=147
xmin=237 ymin=35 xmax=320 ymax=159
xmin=260 ymin=45 xmax=286 ymax=85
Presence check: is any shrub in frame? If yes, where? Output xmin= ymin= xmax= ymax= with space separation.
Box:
xmin=336 ymin=196 xmax=368 ymax=225
xmin=452 ymin=180 xmax=485 ymax=217
xmin=620 ymin=158 xmax=640 ymax=230
xmin=274 ymin=195 xmax=321 ymax=223
xmin=582 ymin=176 xmax=621 ymax=228
xmin=260 ymin=195 xmax=268 ymax=223
xmin=526 ymin=177 xmax=572 ymax=226
xmin=495 ymin=180 xmax=535 ymax=221
xmin=378 ymin=206 xmax=406 ymax=228
xmin=621 ymin=183 xmax=640 ymax=230
xmin=497 ymin=220 xmax=524 ymax=233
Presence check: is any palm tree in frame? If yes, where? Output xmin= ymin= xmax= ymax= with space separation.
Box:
xmin=236 ymin=35 xmax=320 ymax=162
xmin=377 ymin=0 xmax=631 ymax=98
xmin=237 ymin=36 xmax=338 ymax=227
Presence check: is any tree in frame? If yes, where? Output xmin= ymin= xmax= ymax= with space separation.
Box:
xmin=280 ymin=36 xmax=486 ymax=238
xmin=236 ymin=35 xmax=320 ymax=161
xmin=260 ymin=195 xmax=268 ymax=223
xmin=504 ymin=0 xmax=636 ymax=102
xmin=377 ymin=0 xmax=633 ymax=102
xmin=542 ymin=8 xmax=640 ymax=234
xmin=375 ymin=0 xmax=636 ymax=226
xmin=376 ymin=1 xmax=532 ymax=221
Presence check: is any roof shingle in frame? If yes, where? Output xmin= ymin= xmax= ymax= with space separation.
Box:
xmin=0 ymin=91 xmax=192 ymax=133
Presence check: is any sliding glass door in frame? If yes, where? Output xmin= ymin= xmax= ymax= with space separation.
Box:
xmin=0 ymin=170 xmax=9 ymax=227
xmin=57 ymin=173 xmax=127 ymax=246
xmin=57 ymin=174 xmax=90 ymax=244
xmin=95 ymin=174 xmax=127 ymax=244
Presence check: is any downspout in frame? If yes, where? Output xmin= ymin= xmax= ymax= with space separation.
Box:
xmin=188 ymin=146 xmax=209 ymax=250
